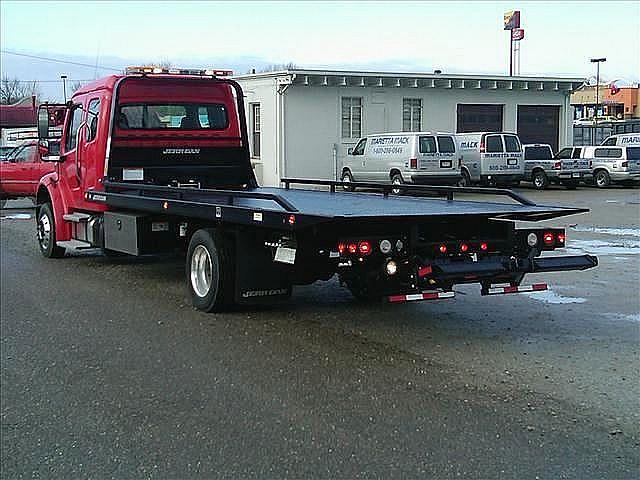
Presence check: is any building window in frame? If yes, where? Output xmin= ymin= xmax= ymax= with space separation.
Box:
xmin=341 ymin=97 xmax=362 ymax=139
xmin=403 ymin=98 xmax=422 ymax=132
xmin=251 ymin=103 xmax=260 ymax=157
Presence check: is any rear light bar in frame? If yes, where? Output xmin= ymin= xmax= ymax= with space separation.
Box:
xmin=436 ymin=241 xmax=490 ymax=255
xmin=519 ymin=228 xmax=566 ymax=251
xmin=125 ymin=66 xmax=233 ymax=76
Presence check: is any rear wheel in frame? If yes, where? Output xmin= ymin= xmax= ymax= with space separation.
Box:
xmin=532 ymin=170 xmax=549 ymax=190
xmin=186 ymin=229 xmax=234 ymax=312
xmin=37 ymin=203 xmax=65 ymax=258
xmin=391 ymin=173 xmax=404 ymax=195
xmin=341 ymin=170 xmax=355 ymax=191
xmin=594 ymin=170 xmax=611 ymax=188
xmin=457 ymin=170 xmax=471 ymax=187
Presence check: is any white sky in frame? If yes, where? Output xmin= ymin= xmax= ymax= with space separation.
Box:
xmin=1 ymin=1 xmax=639 ymax=83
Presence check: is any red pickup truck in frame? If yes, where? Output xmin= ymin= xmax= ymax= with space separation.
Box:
xmin=0 ymin=141 xmax=54 ymax=202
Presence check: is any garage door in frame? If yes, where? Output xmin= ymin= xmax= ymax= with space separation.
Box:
xmin=517 ymin=106 xmax=560 ymax=152
xmin=456 ymin=104 xmax=503 ymax=133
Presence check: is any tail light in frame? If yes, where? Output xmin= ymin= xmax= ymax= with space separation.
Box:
xmin=553 ymin=161 xmax=562 ymax=170
xmin=347 ymin=243 xmax=358 ymax=254
xmin=410 ymin=158 xmax=418 ymax=169
xmin=439 ymin=244 xmax=448 ymax=254
xmin=557 ymin=232 xmax=566 ymax=245
xmin=358 ymin=241 xmax=372 ymax=256
xmin=479 ymin=141 xmax=485 ymax=153
xmin=459 ymin=243 xmax=469 ymax=253
xmin=338 ymin=243 xmax=346 ymax=254
xmin=543 ymin=232 xmax=555 ymax=246
xmin=621 ymin=161 xmax=628 ymax=168
xmin=480 ymin=242 xmax=488 ymax=251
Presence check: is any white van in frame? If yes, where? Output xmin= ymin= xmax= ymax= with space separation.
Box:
xmin=341 ymin=132 xmax=461 ymax=192
xmin=581 ymin=145 xmax=640 ymax=187
xmin=600 ymin=133 xmax=640 ymax=147
xmin=454 ymin=132 xmax=524 ymax=186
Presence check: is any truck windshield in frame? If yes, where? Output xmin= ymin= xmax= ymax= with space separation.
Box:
xmin=117 ymin=103 xmax=228 ymax=130
xmin=525 ymin=146 xmax=552 ymax=160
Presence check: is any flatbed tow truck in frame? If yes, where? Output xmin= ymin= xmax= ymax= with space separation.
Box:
xmin=33 ymin=66 xmax=597 ymax=311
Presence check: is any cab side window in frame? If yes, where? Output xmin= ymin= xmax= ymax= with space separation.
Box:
xmin=86 ymin=99 xmax=100 ymax=142
xmin=556 ymin=148 xmax=572 ymax=159
xmin=352 ymin=138 xmax=366 ymax=155
xmin=602 ymin=137 xmax=617 ymax=146
xmin=572 ymin=148 xmax=582 ymax=159
xmin=485 ymin=135 xmax=503 ymax=153
xmin=437 ymin=136 xmax=455 ymax=153
xmin=65 ymin=105 xmax=84 ymax=152
xmin=419 ymin=136 xmax=437 ymax=154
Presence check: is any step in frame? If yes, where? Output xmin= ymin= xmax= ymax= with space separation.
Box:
xmin=56 ymin=239 xmax=94 ymax=250
xmin=63 ymin=212 xmax=91 ymax=222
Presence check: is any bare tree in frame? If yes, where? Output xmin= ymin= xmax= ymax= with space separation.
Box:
xmin=1 ymin=76 xmax=41 ymax=105
xmin=71 ymin=81 xmax=84 ymax=93
xmin=247 ymin=62 xmax=298 ymax=74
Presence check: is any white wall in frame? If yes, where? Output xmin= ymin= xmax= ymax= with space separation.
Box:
xmin=238 ymin=77 xmax=572 ymax=187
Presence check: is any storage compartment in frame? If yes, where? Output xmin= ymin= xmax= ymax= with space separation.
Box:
xmin=104 ymin=211 xmax=176 ymax=255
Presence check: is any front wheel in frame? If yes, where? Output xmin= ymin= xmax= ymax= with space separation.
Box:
xmin=37 ymin=203 xmax=65 ymax=258
xmin=457 ymin=170 xmax=471 ymax=187
xmin=594 ymin=170 xmax=611 ymax=188
xmin=391 ymin=173 xmax=404 ymax=195
xmin=186 ymin=229 xmax=234 ymax=312
xmin=532 ymin=170 xmax=549 ymax=190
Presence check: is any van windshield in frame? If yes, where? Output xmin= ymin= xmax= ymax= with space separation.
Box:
xmin=117 ymin=103 xmax=228 ymax=130
xmin=525 ymin=146 xmax=552 ymax=160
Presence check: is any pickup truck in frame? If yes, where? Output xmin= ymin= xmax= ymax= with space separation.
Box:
xmin=0 ymin=141 xmax=55 ymax=202
xmin=31 ymin=66 xmax=597 ymax=312
xmin=523 ymin=144 xmax=591 ymax=190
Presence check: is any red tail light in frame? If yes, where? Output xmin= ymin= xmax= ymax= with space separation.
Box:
xmin=543 ymin=232 xmax=555 ymax=246
xmin=460 ymin=243 xmax=469 ymax=253
xmin=621 ymin=161 xmax=628 ymax=168
xmin=439 ymin=244 xmax=448 ymax=254
xmin=480 ymin=242 xmax=488 ymax=251
xmin=479 ymin=142 xmax=485 ymax=153
xmin=358 ymin=241 xmax=372 ymax=256
xmin=589 ymin=160 xmax=593 ymax=168
xmin=410 ymin=158 xmax=418 ymax=169
xmin=288 ymin=214 xmax=296 ymax=225
xmin=347 ymin=243 xmax=358 ymax=254
xmin=338 ymin=243 xmax=346 ymax=254
xmin=557 ymin=233 xmax=566 ymax=245
xmin=553 ymin=161 xmax=562 ymax=170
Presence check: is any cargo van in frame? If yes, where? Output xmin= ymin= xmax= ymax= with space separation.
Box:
xmin=523 ymin=144 xmax=590 ymax=190
xmin=454 ymin=132 xmax=524 ymax=186
xmin=600 ymin=133 xmax=640 ymax=147
xmin=581 ymin=145 xmax=640 ymax=187
xmin=341 ymin=132 xmax=461 ymax=193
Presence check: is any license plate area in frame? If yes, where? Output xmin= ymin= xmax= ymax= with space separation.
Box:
xmin=572 ymin=172 xmax=582 ymax=178
xmin=507 ymin=158 xmax=518 ymax=166
xmin=440 ymin=160 xmax=452 ymax=168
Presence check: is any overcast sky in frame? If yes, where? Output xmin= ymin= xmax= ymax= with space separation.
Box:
xmin=1 ymin=1 xmax=638 ymax=100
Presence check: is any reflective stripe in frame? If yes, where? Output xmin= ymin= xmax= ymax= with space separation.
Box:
xmin=388 ymin=291 xmax=455 ymax=303
xmin=486 ymin=283 xmax=548 ymax=295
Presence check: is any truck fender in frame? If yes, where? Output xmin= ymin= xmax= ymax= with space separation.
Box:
xmin=36 ymin=174 xmax=72 ymax=242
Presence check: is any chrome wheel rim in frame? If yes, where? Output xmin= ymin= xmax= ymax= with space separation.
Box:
xmin=341 ymin=174 xmax=352 ymax=190
xmin=534 ymin=174 xmax=544 ymax=188
xmin=391 ymin=177 xmax=402 ymax=194
xmin=190 ymin=245 xmax=213 ymax=298
xmin=37 ymin=212 xmax=51 ymax=250
xmin=596 ymin=172 xmax=607 ymax=187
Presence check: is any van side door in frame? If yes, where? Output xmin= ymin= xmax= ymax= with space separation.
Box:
xmin=418 ymin=135 xmax=437 ymax=173
xmin=436 ymin=135 xmax=457 ymax=174
xmin=481 ymin=134 xmax=504 ymax=175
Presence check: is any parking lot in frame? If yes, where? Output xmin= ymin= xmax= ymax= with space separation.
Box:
xmin=1 ymin=186 xmax=639 ymax=478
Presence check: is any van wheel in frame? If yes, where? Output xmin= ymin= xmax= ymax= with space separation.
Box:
xmin=457 ymin=170 xmax=471 ymax=187
xmin=594 ymin=170 xmax=611 ymax=188
xmin=391 ymin=173 xmax=404 ymax=195
xmin=341 ymin=170 xmax=355 ymax=191
xmin=186 ymin=229 xmax=234 ymax=312
xmin=532 ymin=170 xmax=549 ymax=190
xmin=37 ymin=203 xmax=65 ymax=258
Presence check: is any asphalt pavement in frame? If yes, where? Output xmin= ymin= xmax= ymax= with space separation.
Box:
xmin=1 ymin=187 xmax=639 ymax=479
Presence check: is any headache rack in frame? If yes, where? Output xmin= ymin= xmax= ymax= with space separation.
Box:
xmin=281 ymin=178 xmax=537 ymax=207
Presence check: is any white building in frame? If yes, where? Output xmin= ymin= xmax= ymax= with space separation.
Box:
xmin=234 ymin=69 xmax=584 ymax=187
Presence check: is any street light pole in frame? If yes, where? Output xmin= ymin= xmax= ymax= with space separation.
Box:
xmin=590 ymin=57 xmax=606 ymax=145
xmin=61 ymin=75 xmax=68 ymax=102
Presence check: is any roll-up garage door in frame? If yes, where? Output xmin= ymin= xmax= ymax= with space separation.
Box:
xmin=517 ymin=105 xmax=560 ymax=153
xmin=456 ymin=104 xmax=504 ymax=133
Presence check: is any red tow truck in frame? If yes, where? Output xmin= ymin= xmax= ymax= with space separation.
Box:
xmin=31 ymin=66 xmax=597 ymax=311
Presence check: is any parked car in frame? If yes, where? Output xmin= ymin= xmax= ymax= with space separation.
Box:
xmin=0 ymin=141 xmax=55 ymax=201
xmin=342 ymin=132 xmax=461 ymax=193
xmin=523 ymin=144 xmax=590 ymax=190
xmin=600 ymin=133 xmax=640 ymax=147
xmin=455 ymin=132 xmax=524 ymax=186
xmin=0 ymin=145 xmax=14 ymax=162
xmin=573 ymin=116 xmax=620 ymax=126
xmin=581 ymin=145 xmax=640 ymax=187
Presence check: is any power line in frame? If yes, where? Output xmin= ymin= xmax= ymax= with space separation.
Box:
xmin=1 ymin=50 xmax=122 ymax=72
xmin=2 ymin=79 xmax=96 ymax=83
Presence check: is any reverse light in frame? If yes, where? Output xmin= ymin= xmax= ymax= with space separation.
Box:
xmin=480 ymin=242 xmax=489 ymax=251
xmin=358 ymin=241 xmax=372 ymax=256
xmin=460 ymin=243 xmax=469 ymax=253
xmin=543 ymin=232 xmax=555 ymax=246
xmin=439 ymin=244 xmax=448 ymax=254
xmin=386 ymin=260 xmax=398 ymax=276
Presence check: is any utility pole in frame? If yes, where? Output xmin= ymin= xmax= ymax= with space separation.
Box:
xmin=61 ymin=75 xmax=68 ymax=102
xmin=590 ymin=58 xmax=606 ymax=145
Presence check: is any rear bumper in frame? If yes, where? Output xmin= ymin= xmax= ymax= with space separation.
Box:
xmin=410 ymin=174 xmax=462 ymax=185
xmin=553 ymin=170 xmax=590 ymax=180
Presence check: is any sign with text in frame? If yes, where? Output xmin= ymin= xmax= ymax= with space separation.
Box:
xmin=504 ymin=10 xmax=521 ymax=30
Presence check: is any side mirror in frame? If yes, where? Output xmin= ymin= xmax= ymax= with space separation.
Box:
xmin=38 ymin=140 xmax=62 ymax=162
xmin=347 ymin=147 xmax=354 ymax=155
xmin=38 ymin=104 xmax=67 ymax=141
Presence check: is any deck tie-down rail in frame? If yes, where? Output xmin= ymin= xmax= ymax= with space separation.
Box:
xmin=103 ymin=180 xmax=299 ymax=212
xmin=281 ymin=178 xmax=537 ymax=207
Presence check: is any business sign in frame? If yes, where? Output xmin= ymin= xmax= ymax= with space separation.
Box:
xmin=504 ymin=10 xmax=521 ymax=30
xmin=512 ymin=28 xmax=525 ymax=41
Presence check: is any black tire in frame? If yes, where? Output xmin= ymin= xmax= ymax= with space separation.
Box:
xmin=532 ymin=170 xmax=549 ymax=190
xmin=391 ymin=173 xmax=404 ymax=195
xmin=594 ymin=170 xmax=611 ymax=188
xmin=341 ymin=170 xmax=355 ymax=192
xmin=186 ymin=228 xmax=234 ymax=312
xmin=37 ymin=203 xmax=65 ymax=258
xmin=458 ymin=169 xmax=471 ymax=187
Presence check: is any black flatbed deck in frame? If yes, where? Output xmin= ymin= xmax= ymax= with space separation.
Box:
xmin=89 ymin=180 xmax=588 ymax=229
